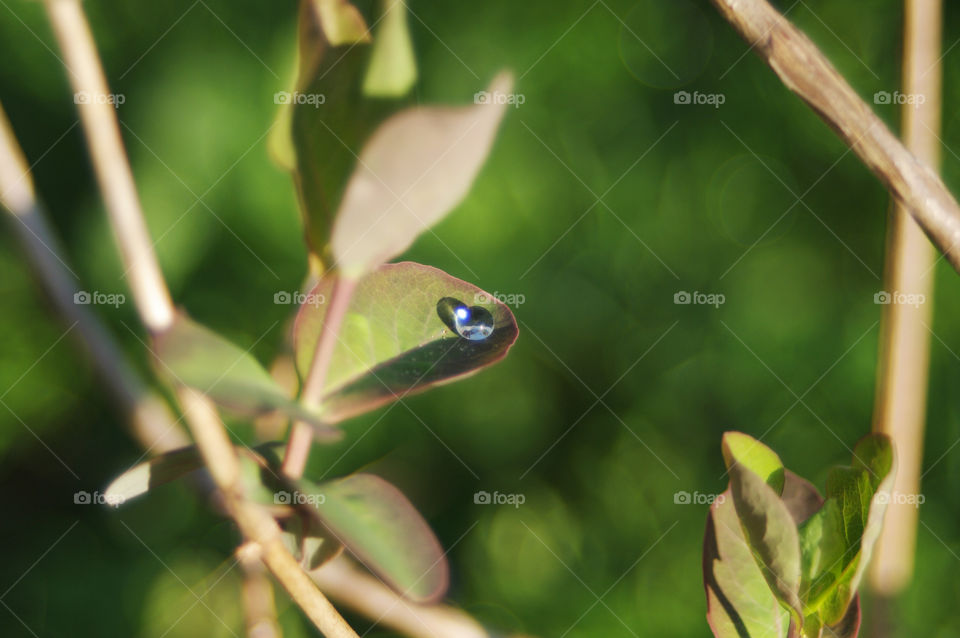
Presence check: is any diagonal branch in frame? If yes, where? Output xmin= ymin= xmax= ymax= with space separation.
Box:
xmin=710 ymin=0 xmax=960 ymax=275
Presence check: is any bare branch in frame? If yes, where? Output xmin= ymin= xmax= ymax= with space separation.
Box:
xmin=710 ymin=0 xmax=960 ymax=274
xmin=43 ymin=0 xmax=174 ymax=332
xmin=311 ymin=557 xmax=490 ymax=638
xmin=0 ymin=101 xmax=189 ymax=453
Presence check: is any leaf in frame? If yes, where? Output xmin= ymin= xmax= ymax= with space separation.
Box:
xmin=704 ymin=488 xmax=790 ymax=638
xmin=363 ymin=0 xmax=417 ymax=97
xmin=330 ymin=72 xmax=513 ymax=277
xmin=823 ymin=595 xmax=860 ymax=638
xmin=271 ymin=0 xmax=407 ymax=261
xmin=293 ymin=261 xmax=518 ymax=423
xmin=296 ymin=473 xmax=448 ymax=602
xmin=727 ymin=454 xmax=804 ymax=625
xmin=104 ymin=443 xmax=285 ymax=505
xmin=807 ymin=435 xmax=895 ymax=625
xmin=279 ymin=514 xmax=345 ymax=570
xmin=722 ymin=431 xmax=786 ymax=494
xmin=154 ymin=313 xmax=337 ymax=437
xmin=798 ymin=499 xmax=846 ymax=613
xmin=310 ymin=0 xmax=369 ymax=46
xmin=104 ymin=445 xmax=207 ymax=505
xmin=781 ymin=470 xmax=824 ymax=525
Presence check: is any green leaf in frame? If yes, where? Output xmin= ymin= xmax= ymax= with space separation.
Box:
xmin=296 ymin=473 xmax=448 ymax=602
xmin=806 ymin=434 xmax=895 ymax=625
xmin=104 ymin=443 xmax=285 ymax=505
xmin=728 ymin=456 xmax=803 ymax=625
xmin=271 ymin=0 xmax=406 ymax=262
xmin=310 ymin=0 xmax=369 ymax=46
xmin=822 ymin=595 xmax=860 ymax=638
xmin=154 ymin=313 xmax=337 ymax=437
xmin=798 ymin=499 xmax=846 ymax=613
xmin=704 ymin=487 xmax=790 ymax=638
xmin=722 ymin=431 xmax=785 ymax=494
xmin=104 ymin=445 xmax=207 ymax=505
xmin=279 ymin=514 xmax=345 ymax=570
xmin=294 ymin=261 xmax=518 ymax=423
xmin=363 ymin=0 xmax=417 ymax=97
xmin=330 ymin=72 xmax=513 ymax=278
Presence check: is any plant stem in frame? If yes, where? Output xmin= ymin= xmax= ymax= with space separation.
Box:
xmin=43 ymin=2 xmax=359 ymax=635
xmin=43 ymin=0 xmax=173 ymax=333
xmin=238 ymin=544 xmax=282 ymax=638
xmin=311 ymin=556 xmax=490 ymax=638
xmin=869 ymin=0 xmax=940 ymax=597
xmin=281 ymin=275 xmax=357 ymax=479
xmin=0 ymin=101 xmax=189 ymax=453
xmin=710 ymin=0 xmax=960 ymax=275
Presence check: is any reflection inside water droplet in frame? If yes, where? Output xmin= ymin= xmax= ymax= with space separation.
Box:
xmin=436 ymin=297 xmax=494 ymax=341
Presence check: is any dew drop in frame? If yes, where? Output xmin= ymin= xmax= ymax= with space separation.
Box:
xmin=436 ymin=297 xmax=494 ymax=341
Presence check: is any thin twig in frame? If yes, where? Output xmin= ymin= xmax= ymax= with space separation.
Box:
xmin=282 ymin=275 xmax=357 ymax=478
xmin=869 ymin=0 xmax=940 ymax=597
xmin=238 ymin=543 xmax=284 ymax=638
xmin=710 ymin=0 xmax=960 ymax=275
xmin=0 ymin=101 xmax=189 ymax=453
xmin=42 ymin=2 xmax=359 ymax=635
xmin=311 ymin=556 xmax=490 ymax=638
xmin=43 ymin=0 xmax=173 ymax=332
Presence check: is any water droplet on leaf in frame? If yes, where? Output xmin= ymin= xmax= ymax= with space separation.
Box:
xmin=436 ymin=297 xmax=494 ymax=341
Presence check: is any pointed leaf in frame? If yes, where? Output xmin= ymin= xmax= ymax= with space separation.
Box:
xmin=297 ymin=473 xmax=448 ymax=602
xmin=271 ymin=0 xmax=406 ymax=260
xmin=363 ymin=0 xmax=417 ymax=97
xmin=310 ymin=0 xmax=369 ymax=46
xmin=104 ymin=443 xmax=286 ymax=505
xmin=154 ymin=313 xmax=337 ymax=437
xmin=798 ymin=499 xmax=846 ymax=613
xmin=294 ymin=261 xmax=518 ymax=423
xmin=722 ymin=431 xmax=786 ymax=494
xmin=704 ymin=488 xmax=790 ymax=638
xmin=330 ymin=72 xmax=512 ymax=277
xmin=104 ymin=445 xmax=206 ymax=505
xmin=728 ymin=457 xmax=803 ymax=624
xmin=809 ymin=435 xmax=895 ymax=624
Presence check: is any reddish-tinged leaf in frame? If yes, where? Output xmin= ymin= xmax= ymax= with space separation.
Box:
xmin=297 ymin=473 xmax=448 ymax=602
xmin=294 ymin=262 xmax=518 ymax=423
xmin=330 ymin=73 xmax=512 ymax=277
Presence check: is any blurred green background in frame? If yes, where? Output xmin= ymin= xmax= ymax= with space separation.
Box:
xmin=2 ymin=0 xmax=960 ymax=635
